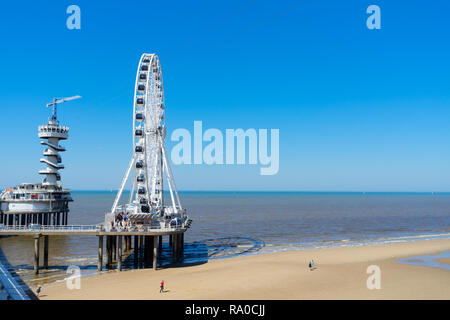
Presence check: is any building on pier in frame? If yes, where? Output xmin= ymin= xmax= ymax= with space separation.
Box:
xmin=0 ymin=96 xmax=80 ymax=226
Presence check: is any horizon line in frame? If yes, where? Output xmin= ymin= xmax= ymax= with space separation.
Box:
xmin=70 ymin=190 xmax=450 ymax=194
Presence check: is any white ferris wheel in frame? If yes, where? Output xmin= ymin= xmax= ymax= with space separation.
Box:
xmin=111 ymin=53 xmax=184 ymax=223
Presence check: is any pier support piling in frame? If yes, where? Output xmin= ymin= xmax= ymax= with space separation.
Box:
xmin=139 ymin=236 xmax=144 ymax=267
xmin=98 ymin=235 xmax=103 ymax=271
xmin=134 ymin=236 xmax=139 ymax=267
xmin=118 ymin=236 xmax=123 ymax=271
xmin=143 ymin=236 xmax=148 ymax=266
xmin=149 ymin=236 xmax=154 ymax=265
xmin=172 ymin=234 xmax=178 ymax=263
xmin=34 ymin=235 xmax=40 ymax=275
xmin=106 ymin=236 xmax=112 ymax=269
xmin=153 ymin=236 xmax=158 ymax=270
xmin=111 ymin=236 xmax=117 ymax=262
xmin=43 ymin=235 xmax=49 ymax=269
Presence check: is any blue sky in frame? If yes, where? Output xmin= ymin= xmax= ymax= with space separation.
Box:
xmin=0 ymin=0 xmax=449 ymax=191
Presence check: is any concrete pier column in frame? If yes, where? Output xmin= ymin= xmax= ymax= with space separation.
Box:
xmin=34 ymin=235 xmax=40 ymax=275
xmin=111 ymin=236 xmax=117 ymax=261
xmin=179 ymin=233 xmax=184 ymax=261
xmin=106 ymin=236 xmax=112 ymax=269
xmin=134 ymin=236 xmax=139 ymax=267
xmin=169 ymin=234 xmax=173 ymax=247
xmin=139 ymin=236 xmax=144 ymax=267
xmin=153 ymin=236 xmax=158 ymax=270
xmin=172 ymin=234 xmax=178 ymax=263
xmin=176 ymin=234 xmax=181 ymax=262
xmin=43 ymin=235 xmax=49 ymax=269
xmin=159 ymin=236 xmax=163 ymax=252
xmin=98 ymin=236 xmax=103 ymax=271
xmin=149 ymin=236 xmax=154 ymax=262
xmin=117 ymin=236 xmax=123 ymax=271
xmin=143 ymin=236 xmax=148 ymax=266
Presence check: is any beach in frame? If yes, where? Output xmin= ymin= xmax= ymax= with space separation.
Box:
xmin=39 ymin=238 xmax=450 ymax=300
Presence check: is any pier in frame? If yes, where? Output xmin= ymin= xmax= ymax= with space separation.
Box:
xmin=0 ymin=55 xmax=193 ymax=283
xmin=0 ymin=225 xmax=188 ymax=274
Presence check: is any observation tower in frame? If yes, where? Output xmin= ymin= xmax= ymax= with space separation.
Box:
xmin=0 ymin=96 xmax=80 ymax=226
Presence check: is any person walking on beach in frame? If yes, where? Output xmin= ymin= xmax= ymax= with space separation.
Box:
xmin=308 ymin=259 xmax=316 ymax=271
xmin=160 ymin=280 xmax=164 ymax=293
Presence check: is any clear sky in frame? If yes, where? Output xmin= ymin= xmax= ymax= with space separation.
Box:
xmin=0 ymin=0 xmax=449 ymax=192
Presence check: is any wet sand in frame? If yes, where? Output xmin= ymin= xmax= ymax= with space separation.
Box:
xmin=39 ymin=239 xmax=450 ymax=300
xmin=436 ymin=258 xmax=450 ymax=265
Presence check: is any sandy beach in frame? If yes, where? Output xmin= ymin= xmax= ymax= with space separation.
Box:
xmin=39 ymin=239 xmax=450 ymax=300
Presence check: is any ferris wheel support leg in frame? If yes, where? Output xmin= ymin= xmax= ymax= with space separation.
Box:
xmin=111 ymin=154 xmax=136 ymax=213
xmin=129 ymin=179 xmax=136 ymax=204
xmin=161 ymin=141 xmax=182 ymax=210
xmin=163 ymin=160 xmax=177 ymax=213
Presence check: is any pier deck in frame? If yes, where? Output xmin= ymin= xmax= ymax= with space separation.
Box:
xmin=0 ymin=225 xmax=186 ymax=236
xmin=0 ymin=225 xmax=187 ymax=275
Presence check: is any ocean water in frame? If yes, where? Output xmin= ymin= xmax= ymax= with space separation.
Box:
xmin=0 ymin=191 xmax=449 ymax=288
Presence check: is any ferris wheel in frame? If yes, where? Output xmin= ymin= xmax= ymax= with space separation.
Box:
xmin=111 ymin=53 xmax=183 ymax=221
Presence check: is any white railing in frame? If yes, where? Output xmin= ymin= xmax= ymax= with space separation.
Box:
xmin=108 ymin=224 xmax=185 ymax=233
xmin=0 ymin=221 xmax=191 ymax=233
xmin=0 ymin=225 xmax=99 ymax=232
xmin=0 ymin=224 xmax=188 ymax=233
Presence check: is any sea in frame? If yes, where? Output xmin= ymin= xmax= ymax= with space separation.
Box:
xmin=0 ymin=191 xmax=449 ymax=289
